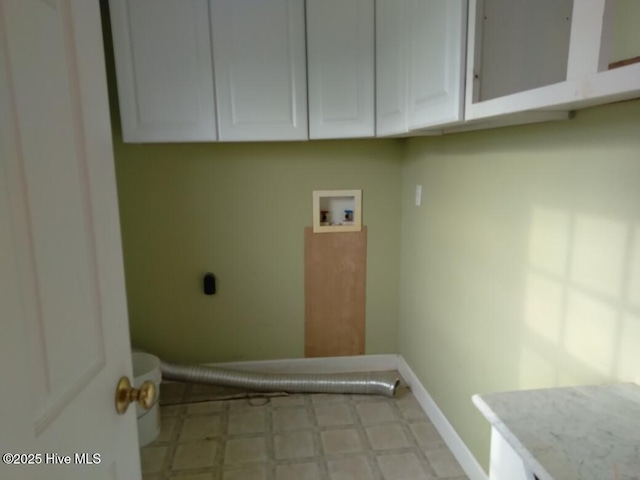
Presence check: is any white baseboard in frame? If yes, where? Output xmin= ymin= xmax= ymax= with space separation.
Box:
xmin=208 ymin=354 xmax=399 ymax=374
xmin=397 ymin=356 xmax=488 ymax=480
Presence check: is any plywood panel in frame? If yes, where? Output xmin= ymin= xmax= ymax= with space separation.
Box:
xmin=305 ymin=227 xmax=366 ymax=357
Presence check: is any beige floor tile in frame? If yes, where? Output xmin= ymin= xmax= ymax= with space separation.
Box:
xmin=155 ymin=417 xmax=178 ymax=443
xmin=365 ymin=424 xmax=409 ymax=450
xmin=153 ymin=377 xmax=466 ymax=480
xmin=162 ymin=383 xmax=187 ymax=403
xmin=179 ymin=416 xmax=223 ymax=441
xmin=395 ymin=395 xmax=427 ymax=420
xmin=224 ymin=437 xmax=268 ymax=464
xmin=274 ymin=431 xmax=316 ymax=460
xmin=275 ymin=462 xmax=322 ymax=480
xmin=377 ymin=452 xmax=431 ymax=480
xmin=189 ymin=393 xmax=237 ymax=403
xmin=228 ymin=399 xmax=269 ymax=412
xmin=187 ymin=401 xmax=224 ymax=415
xmin=350 ymin=394 xmax=381 ymax=402
xmin=172 ymin=440 xmax=217 ymax=470
xmin=161 ymin=405 xmax=186 ymax=417
xmin=142 ymin=474 xmax=162 ymax=480
xmin=314 ymin=404 xmax=354 ymax=427
xmin=270 ymin=395 xmax=305 ymax=407
xmin=425 ymin=449 xmax=466 ymax=478
xmin=356 ymin=402 xmax=396 ymax=425
xmin=327 ymin=455 xmax=374 ymax=480
xmin=222 ymin=465 xmax=268 ymax=480
xmin=189 ymin=383 xmax=229 ymax=395
xmin=409 ymin=421 xmax=444 ymax=450
xmin=140 ymin=446 xmax=168 ymax=473
xmin=168 ymin=474 xmax=215 ymax=480
xmin=320 ymin=429 xmax=363 ymax=455
xmin=311 ymin=393 xmax=348 ymax=404
xmin=273 ymin=407 xmax=312 ymax=431
xmin=228 ymin=410 xmax=266 ymax=434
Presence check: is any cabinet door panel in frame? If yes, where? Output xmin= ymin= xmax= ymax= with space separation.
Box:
xmin=376 ymin=0 xmax=408 ymax=136
xmin=408 ymin=0 xmax=467 ymax=129
xmin=109 ymin=0 xmax=217 ymax=142
xmin=307 ymin=0 xmax=374 ymax=139
xmin=211 ymin=0 xmax=307 ymax=141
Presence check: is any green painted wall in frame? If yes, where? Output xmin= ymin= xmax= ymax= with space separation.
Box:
xmin=114 ymin=139 xmax=402 ymax=363
xmin=611 ymin=0 xmax=640 ymax=63
xmin=398 ymin=99 xmax=640 ymax=470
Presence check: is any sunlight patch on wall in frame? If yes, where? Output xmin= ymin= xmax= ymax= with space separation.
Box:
xmin=528 ymin=207 xmax=570 ymax=276
xmin=569 ymin=215 xmax=627 ymax=299
xmin=518 ymin=346 xmax=558 ymax=390
xmin=617 ymin=313 xmax=640 ymax=381
xmin=628 ymin=226 xmax=640 ymax=309
xmin=564 ymin=290 xmax=617 ymax=376
xmin=524 ymin=273 xmax=564 ymax=343
xmin=522 ymin=206 xmax=640 ymax=388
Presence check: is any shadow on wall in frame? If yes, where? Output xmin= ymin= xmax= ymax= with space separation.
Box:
xmin=520 ymin=205 xmax=640 ymax=388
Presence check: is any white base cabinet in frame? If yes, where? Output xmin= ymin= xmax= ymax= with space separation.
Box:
xmin=489 ymin=428 xmax=537 ymax=480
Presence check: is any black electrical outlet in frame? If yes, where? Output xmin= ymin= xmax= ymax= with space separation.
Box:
xmin=204 ymin=273 xmax=216 ymax=295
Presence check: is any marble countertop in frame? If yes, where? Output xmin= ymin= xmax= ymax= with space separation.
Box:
xmin=472 ymin=383 xmax=640 ymax=480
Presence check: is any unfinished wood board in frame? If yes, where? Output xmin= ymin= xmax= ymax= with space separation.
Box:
xmin=304 ymin=227 xmax=366 ymax=357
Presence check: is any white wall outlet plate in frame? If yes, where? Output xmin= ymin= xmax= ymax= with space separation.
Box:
xmin=415 ymin=185 xmax=422 ymax=207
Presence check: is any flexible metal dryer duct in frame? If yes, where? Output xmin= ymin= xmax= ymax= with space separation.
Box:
xmin=160 ymin=360 xmax=399 ymax=398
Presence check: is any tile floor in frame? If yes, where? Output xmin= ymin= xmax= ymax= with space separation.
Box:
xmin=141 ymin=375 xmax=469 ymax=480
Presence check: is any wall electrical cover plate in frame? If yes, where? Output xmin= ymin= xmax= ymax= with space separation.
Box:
xmin=312 ymin=190 xmax=362 ymax=233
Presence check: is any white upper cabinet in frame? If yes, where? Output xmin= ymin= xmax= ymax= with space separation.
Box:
xmin=211 ymin=0 xmax=308 ymax=141
xmin=376 ymin=0 xmax=467 ymax=136
xmin=306 ymin=0 xmax=375 ymax=139
xmin=109 ymin=0 xmax=217 ymax=142
xmin=407 ymin=0 xmax=467 ymax=130
xmin=466 ymin=0 xmax=640 ymax=120
xmin=108 ymin=0 xmax=638 ymax=142
xmin=375 ymin=0 xmax=408 ymax=136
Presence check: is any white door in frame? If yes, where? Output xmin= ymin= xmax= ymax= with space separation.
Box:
xmin=407 ymin=0 xmax=467 ymax=130
xmin=211 ymin=0 xmax=308 ymax=141
xmin=109 ymin=0 xmax=218 ymax=143
xmin=0 ymin=1 xmax=141 ymax=479
xmin=306 ymin=0 xmax=375 ymax=139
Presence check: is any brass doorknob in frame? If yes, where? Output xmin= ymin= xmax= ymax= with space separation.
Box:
xmin=115 ymin=376 xmax=156 ymax=415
